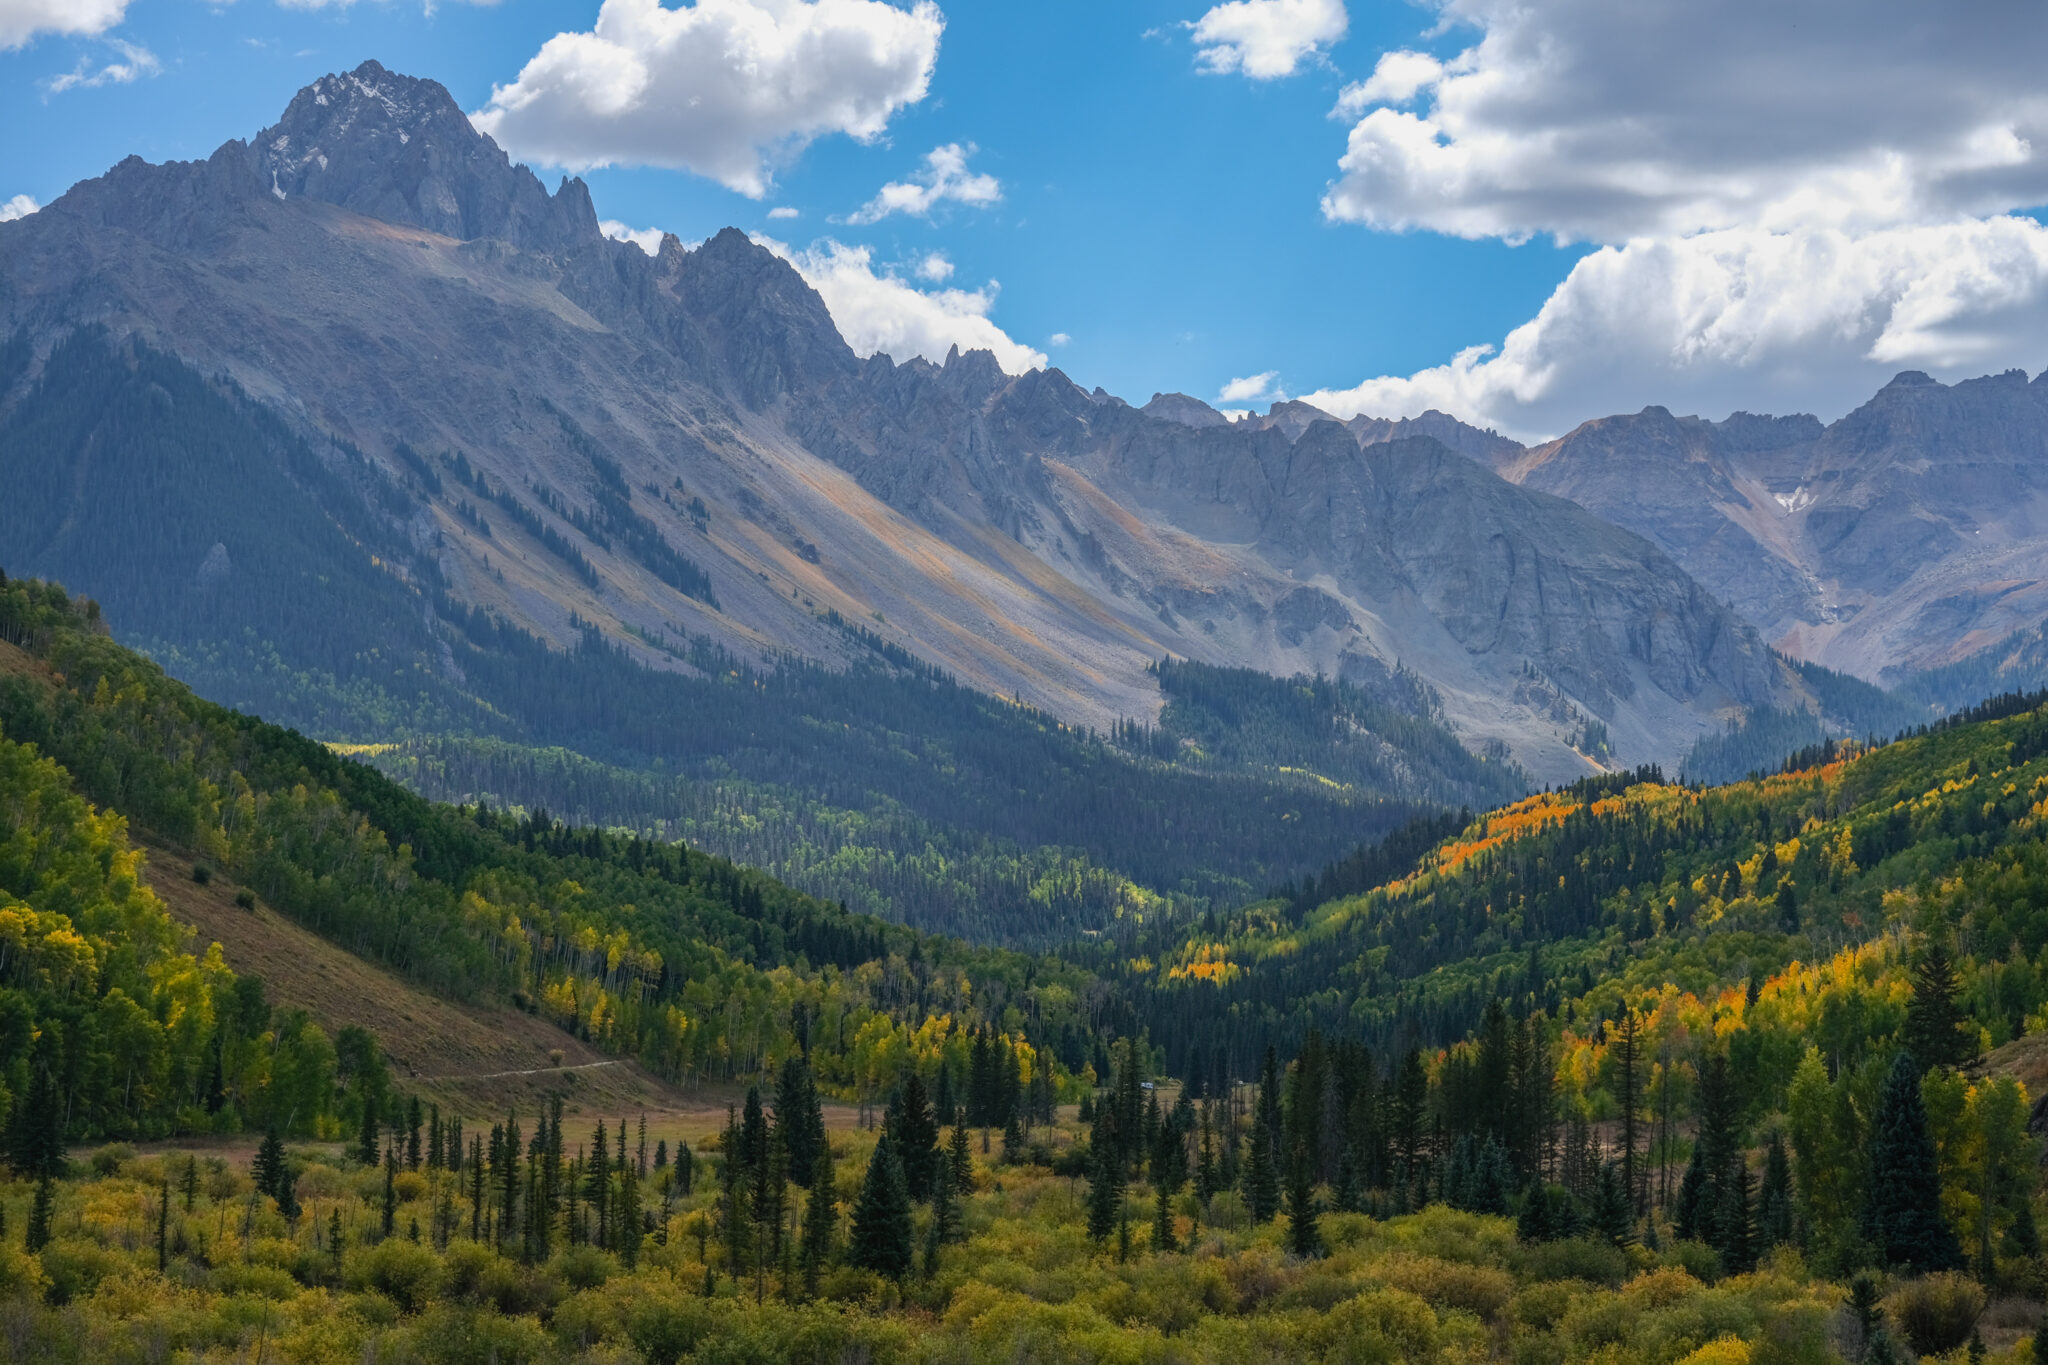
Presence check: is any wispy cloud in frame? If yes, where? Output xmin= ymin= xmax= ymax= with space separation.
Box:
xmin=848 ymin=143 xmax=1000 ymax=224
xmin=45 ymin=38 xmax=158 ymax=95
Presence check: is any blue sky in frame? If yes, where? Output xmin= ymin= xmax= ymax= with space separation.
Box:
xmin=7 ymin=0 xmax=2048 ymax=440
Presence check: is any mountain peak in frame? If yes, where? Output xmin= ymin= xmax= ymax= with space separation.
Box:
xmin=250 ymin=60 xmax=596 ymax=251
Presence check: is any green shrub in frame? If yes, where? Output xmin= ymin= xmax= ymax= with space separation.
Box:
xmin=35 ymin=1237 xmax=123 ymax=1305
xmin=347 ymin=1237 xmax=444 ymax=1313
xmin=1516 ymin=1237 xmax=1631 ymax=1287
xmin=1886 ymin=1272 xmax=1984 ymax=1355
xmin=88 ymin=1144 xmax=134 ymax=1177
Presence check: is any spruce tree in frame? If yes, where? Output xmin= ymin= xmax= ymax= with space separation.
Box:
xmin=1284 ymin=1146 xmax=1321 ymax=1258
xmin=1333 ymin=1145 xmax=1362 ymax=1215
xmin=357 ymin=1093 xmax=380 ymax=1167
xmin=1903 ymin=942 xmax=1977 ymax=1071
xmin=26 ymin=1175 xmax=54 ymax=1253
xmin=498 ymin=1113 xmax=521 ymax=1256
xmin=1757 ymin=1132 xmax=1794 ymax=1250
xmin=1001 ymin=1112 xmax=1025 ymax=1166
xmin=1244 ymin=1115 xmax=1282 ymax=1223
xmin=1863 ymin=1050 xmax=1965 ymax=1273
xmin=406 ymin=1096 xmax=423 ymax=1169
xmin=799 ymin=1140 xmax=836 ymax=1298
xmin=948 ymin=1122 xmax=973 ymax=1194
xmin=1591 ymin=1161 xmax=1635 ymax=1248
xmin=253 ymin=1128 xmax=289 ymax=1206
xmin=847 ymin=1134 xmax=914 ymax=1279
xmin=5 ymin=1067 xmax=63 ymax=1180
xmin=616 ymin=1163 xmax=642 ymax=1269
xmin=1153 ymin=1181 xmax=1178 ymax=1254
xmin=382 ymin=1145 xmax=398 ymax=1239
xmin=1674 ymin=1143 xmax=1711 ymax=1243
xmin=1086 ymin=1140 xmax=1124 ymax=1244
xmin=1718 ymin=1159 xmax=1757 ymax=1272
xmin=885 ymin=1075 xmax=941 ymax=1201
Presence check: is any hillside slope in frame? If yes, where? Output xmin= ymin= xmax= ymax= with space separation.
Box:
xmin=0 ymin=576 xmax=1106 ymax=1137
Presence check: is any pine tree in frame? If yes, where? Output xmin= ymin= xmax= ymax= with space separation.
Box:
xmin=1153 ymin=1181 xmax=1178 ymax=1254
xmin=1086 ymin=1139 xmax=1124 ymax=1245
xmin=1244 ymin=1114 xmax=1282 ymax=1224
xmin=590 ymin=1122 xmax=612 ymax=1248
xmin=1674 ymin=1143 xmax=1711 ymax=1243
xmin=616 ymin=1163 xmax=642 ymax=1269
xmin=799 ymin=1140 xmax=836 ymax=1298
xmin=382 ymin=1145 xmax=398 ymax=1239
xmin=406 ymin=1095 xmax=423 ymax=1170
xmin=884 ymin=1075 xmax=941 ymax=1201
xmin=498 ymin=1113 xmax=521 ymax=1256
xmin=26 ymin=1175 xmax=54 ymax=1253
xmin=1284 ymin=1145 xmax=1321 ymax=1258
xmin=1001 ymin=1112 xmax=1025 ymax=1165
xmin=357 ymin=1092 xmax=380 ymax=1167
xmin=1614 ymin=1006 xmax=1643 ymax=1211
xmin=1196 ymin=1108 xmax=1219 ymax=1204
xmin=1333 ymin=1145 xmax=1362 ymax=1214
xmin=156 ymin=1177 xmax=170 ymax=1273
xmin=253 ymin=1128 xmax=289 ymax=1206
xmin=948 ymin=1122 xmax=973 ymax=1195
xmin=5 ymin=1067 xmax=63 ymax=1180
xmin=1903 ymin=941 xmax=1977 ymax=1070
xmin=1863 ymin=1050 xmax=1965 ymax=1273
xmin=1757 ymin=1132 xmax=1794 ymax=1250
xmin=1849 ymin=1273 xmax=1889 ymax=1364
xmin=428 ymin=1105 xmax=444 ymax=1171
xmin=469 ymin=1136 xmax=486 ymax=1240
xmin=847 ymin=1134 xmax=914 ymax=1279
xmin=1718 ymin=1159 xmax=1757 ymax=1272
xmin=1591 ymin=1161 xmax=1635 ymax=1248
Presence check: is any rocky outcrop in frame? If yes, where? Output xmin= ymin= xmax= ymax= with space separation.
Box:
xmin=1499 ymin=369 xmax=2048 ymax=681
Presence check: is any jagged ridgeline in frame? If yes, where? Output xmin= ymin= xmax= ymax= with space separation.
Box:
xmin=0 ymin=331 xmax=1516 ymax=948
xmin=0 ymin=576 xmax=1108 ymax=1120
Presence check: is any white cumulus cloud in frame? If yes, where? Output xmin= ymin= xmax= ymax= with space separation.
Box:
xmin=472 ymin=0 xmax=942 ymax=198
xmin=0 ymin=194 xmax=38 ymax=222
xmin=1048 ymin=331 xmax=1070 ymax=347
xmin=1299 ymin=217 xmax=2048 ymax=442
xmin=0 ymin=0 xmax=128 ymax=51
xmin=767 ymin=206 xmax=800 ymax=219
xmin=1189 ymin=0 xmax=1346 ymax=80
xmin=759 ymin=236 xmax=1045 ymax=375
xmin=44 ymin=38 xmax=157 ymax=94
xmin=847 ymin=143 xmax=1000 ymax=224
xmin=1325 ymin=0 xmax=2048 ymax=244
xmin=1218 ymin=371 xmax=1284 ymax=404
xmin=914 ymin=251 xmax=953 ymax=281
xmin=1280 ymin=0 xmax=2048 ymax=441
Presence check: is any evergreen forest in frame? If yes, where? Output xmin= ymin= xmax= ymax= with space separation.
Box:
xmin=6 ymin=571 xmax=2048 ymax=1363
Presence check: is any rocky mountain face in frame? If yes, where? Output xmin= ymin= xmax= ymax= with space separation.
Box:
xmin=1494 ymin=372 xmax=2048 ymax=684
xmin=0 ymin=62 xmax=1806 ymax=781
